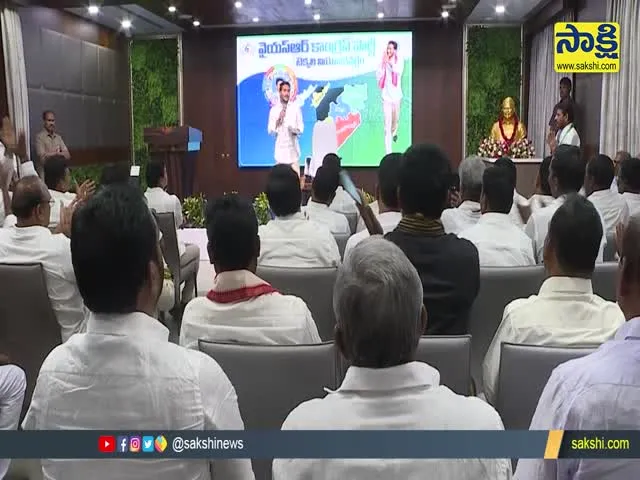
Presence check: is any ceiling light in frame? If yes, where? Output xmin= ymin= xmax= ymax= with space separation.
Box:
xmin=377 ymin=12 xmax=384 ymax=19
xmin=377 ymin=0 xmax=383 ymax=3
xmin=121 ymin=19 xmax=132 ymax=29
xmin=313 ymin=12 xmax=320 ymax=21
xmin=441 ymin=10 xmax=450 ymax=18
xmin=234 ymin=1 xmax=242 ymax=8
xmin=87 ymin=5 xmax=99 ymax=15
xmin=192 ymin=19 xmax=200 ymax=26
xmin=252 ymin=16 xmax=259 ymax=22
xmin=168 ymin=5 xmax=177 ymax=13
xmin=305 ymin=0 xmax=312 ymax=5
xmin=495 ymin=5 xmax=505 ymax=14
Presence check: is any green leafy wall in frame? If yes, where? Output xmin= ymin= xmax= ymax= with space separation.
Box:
xmin=131 ymin=37 xmax=179 ymax=186
xmin=466 ymin=26 xmax=522 ymax=156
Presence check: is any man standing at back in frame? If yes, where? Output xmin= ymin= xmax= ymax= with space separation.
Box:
xmin=35 ymin=110 xmax=70 ymax=164
xmin=23 ymin=185 xmax=254 ymax=480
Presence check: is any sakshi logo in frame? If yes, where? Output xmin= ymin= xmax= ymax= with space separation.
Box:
xmin=554 ymin=22 xmax=620 ymax=73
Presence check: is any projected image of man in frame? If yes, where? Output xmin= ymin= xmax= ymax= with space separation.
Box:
xmin=268 ymin=80 xmax=304 ymax=177
xmin=377 ymin=40 xmax=404 ymax=154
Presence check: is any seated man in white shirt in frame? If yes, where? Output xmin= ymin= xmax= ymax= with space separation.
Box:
xmin=515 ymin=217 xmax=640 ymax=480
xmin=43 ymin=155 xmax=95 ymax=229
xmin=483 ymin=194 xmax=624 ymax=404
xmin=526 ymin=145 xmax=606 ymax=263
xmin=303 ymin=166 xmax=350 ymax=235
xmin=617 ymin=156 xmax=640 ymax=218
xmin=145 ymin=160 xmax=200 ymax=303
xmin=181 ymin=194 xmax=320 ymax=348
xmin=494 ymin=156 xmax=528 ymax=227
xmin=459 ymin=166 xmax=535 ymax=267
xmin=321 ymin=153 xmax=358 ymax=216
xmin=0 ymin=356 xmax=26 ymax=479
xmin=610 ymin=150 xmax=631 ymax=193
xmin=344 ymin=153 xmax=403 ymax=258
xmin=440 ymin=155 xmax=485 ymax=234
xmin=23 ymin=184 xmax=254 ymax=480
xmin=273 ymin=237 xmax=511 ymax=480
xmin=584 ymin=154 xmax=629 ymax=235
xmin=0 ymin=177 xmax=87 ymax=341
xmin=259 ymin=164 xmax=341 ymax=267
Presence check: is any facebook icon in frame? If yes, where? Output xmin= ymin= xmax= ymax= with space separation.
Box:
xmin=117 ymin=436 xmax=128 ymax=453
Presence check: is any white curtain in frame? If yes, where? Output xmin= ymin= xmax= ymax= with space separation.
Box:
xmin=600 ymin=0 xmax=640 ymax=157
xmin=1 ymin=8 xmax=30 ymax=160
xmin=527 ymin=12 xmax=574 ymax=158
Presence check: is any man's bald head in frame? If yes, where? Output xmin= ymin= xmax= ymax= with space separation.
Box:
xmin=11 ymin=176 xmax=50 ymax=222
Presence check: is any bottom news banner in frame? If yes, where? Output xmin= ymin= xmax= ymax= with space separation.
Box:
xmin=0 ymin=431 xmax=637 ymax=459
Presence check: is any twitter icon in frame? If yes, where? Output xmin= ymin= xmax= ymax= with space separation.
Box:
xmin=142 ymin=436 xmax=154 ymax=453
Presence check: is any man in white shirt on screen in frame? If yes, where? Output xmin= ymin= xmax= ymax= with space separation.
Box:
xmin=584 ymin=154 xmax=629 ymax=236
xmin=303 ymin=166 xmax=350 ymax=235
xmin=273 ymin=237 xmax=511 ymax=480
xmin=548 ymin=101 xmax=580 ymax=154
xmin=459 ymin=166 xmax=535 ymax=267
xmin=181 ymin=194 xmax=320 ymax=349
xmin=440 ymin=156 xmax=485 ymax=234
xmin=483 ymin=195 xmax=624 ymax=405
xmin=377 ymin=40 xmax=404 ymax=155
xmin=23 ymin=185 xmax=254 ymax=480
xmin=344 ymin=153 xmax=402 ymax=258
xmin=268 ymin=80 xmax=304 ymax=177
xmin=259 ymin=165 xmax=340 ymax=268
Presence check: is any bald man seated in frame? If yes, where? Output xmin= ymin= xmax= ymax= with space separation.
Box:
xmin=0 ymin=177 xmax=87 ymax=341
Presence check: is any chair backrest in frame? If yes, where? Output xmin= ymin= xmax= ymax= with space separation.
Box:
xmin=155 ymin=211 xmax=181 ymax=282
xmin=333 ymin=233 xmax=350 ymax=259
xmin=336 ymin=335 xmax=472 ymax=395
xmin=0 ymin=263 xmax=62 ymax=420
xmin=198 ymin=340 xmax=338 ymax=480
xmin=604 ymin=232 xmax=616 ymax=262
xmin=497 ymin=342 xmax=595 ymax=430
xmin=256 ymin=266 xmax=337 ymax=341
xmin=344 ymin=212 xmax=358 ymax=234
xmin=468 ymin=266 xmax=546 ymax=392
xmin=592 ymin=261 xmax=618 ymax=302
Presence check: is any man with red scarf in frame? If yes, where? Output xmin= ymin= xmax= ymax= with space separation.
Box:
xmin=377 ymin=40 xmax=404 ymax=154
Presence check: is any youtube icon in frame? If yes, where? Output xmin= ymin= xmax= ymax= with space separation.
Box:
xmin=98 ymin=435 xmax=116 ymax=453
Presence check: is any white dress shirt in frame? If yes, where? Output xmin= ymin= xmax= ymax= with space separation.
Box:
xmin=525 ymin=196 xmax=607 ymax=264
xmin=459 ymin=212 xmax=535 ymax=267
xmin=180 ymin=276 xmax=321 ymax=349
xmin=330 ymin=186 xmax=358 ymax=216
xmin=556 ymin=123 xmax=580 ymax=147
xmin=441 ymin=200 xmax=482 ymax=235
xmin=48 ymin=189 xmax=76 ymax=228
xmin=482 ymin=276 xmax=624 ymax=404
xmin=273 ymin=361 xmax=511 ymax=480
xmin=145 ymin=187 xmax=186 ymax=256
xmin=514 ymin=318 xmax=640 ymax=480
xmin=587 ymin=189 xmax=629 ymax=235
xmin=0 ymin=364 xmax=26 ymax=479
xmin=268 ymin=101 xmax=304 ymax=166
xmin=529 ymin=194 xmax=554 ymax=213
xmin=376 ymin=56 xmax=404 ymax=104
xmin=0 ymin=225 xmax=87 ymax=341
xmin=509 ymin=190 xmax=529 ymax=228
xmin=356 ymin=200 xmax=379 ymax=232
xmin=303 ymin=200 xmax=350 ymax=235
xmin=258 ymin=212 xmax=341 ymax=268
xmin=344 ymin=210 xmax=402 ymax=259
xmin=622 ymin=192 xmax=640 ymax=218
xmin=23 ymin=311 xmax=255 ymax=480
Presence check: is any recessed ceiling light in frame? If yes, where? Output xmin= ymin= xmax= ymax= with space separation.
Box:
xmin=168 ymin=5 xmax=177 ymax=13
xmin=377 ymin=0 xmax=383 ymax=3
xmin=305 ymin=0 xmax=312 ymax=5
xmin=234 ymin=1 xmax=242 ymax=8
xmin=441 ymin=10 xmax=450 ymax=18
xmin=252 ymin=16 xmax=259 ymax=22
xmin=377 ymin=12 xmax=384 ymax=19
xmin=193 ymin=19 xmax=200 ymax=26
xmin=121 ymin=19 xmax=132 ymax=29
xmin=313 ymin=12 xmax=320 ymax=21
xmin=87 ymin=5 xmax=99 ymax=15
xmin=495 ymin=5 xmax=506 ymax=14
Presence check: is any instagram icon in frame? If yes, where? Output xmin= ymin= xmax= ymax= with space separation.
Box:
xmin=129 ymin=436 xmax=141 ymax=453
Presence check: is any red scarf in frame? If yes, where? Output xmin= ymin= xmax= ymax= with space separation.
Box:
xmin=207 ymin=270 xmax=278 ymax=304
xmin=378 ymin=54 xmax=398 ymax=89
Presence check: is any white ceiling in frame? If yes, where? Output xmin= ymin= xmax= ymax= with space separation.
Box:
xmin=65 ymin=4 xmax=182 ymax=36
xmin=467 ymin=0 xmax=551 ymax=23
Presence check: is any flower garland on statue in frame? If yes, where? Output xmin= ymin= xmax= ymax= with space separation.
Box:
xmin=498 ymin=115 xmax=520 ymax=149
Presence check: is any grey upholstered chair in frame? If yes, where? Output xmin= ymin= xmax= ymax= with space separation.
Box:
xmin=496 ymin=342 xmax=595 ymax=430
xmin=336 ymin=335 xmax=472 ymax=395
xmin=333 ymin=233 xmax=350 ymax=259
xmin=256 ymin=266 xmax=338 ymax=341
xmin=592 ymin=261 xmax=618 ymax=302
xmin=198 ymin=340 xmax=339 ymax=480
xmin=469 ymin=266 xmax=546 ymax=393
xmin=604 ymin=232 xmax=617 ymax=262
xmin=344 ymin=212 xmax=358 ymax=234
xmin=0 ymin=263 xmax=62 ymax=420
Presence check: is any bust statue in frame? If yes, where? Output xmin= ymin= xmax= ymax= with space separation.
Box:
xmin=490 ymin=97 xmax=527 ymax=147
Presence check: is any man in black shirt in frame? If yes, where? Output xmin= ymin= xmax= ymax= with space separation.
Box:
xmin=359 ymin=144 xmax=480 ymax=335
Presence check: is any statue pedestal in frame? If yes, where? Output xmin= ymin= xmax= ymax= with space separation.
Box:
xmin=482 ymin=157 xmax=543 ymax=198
